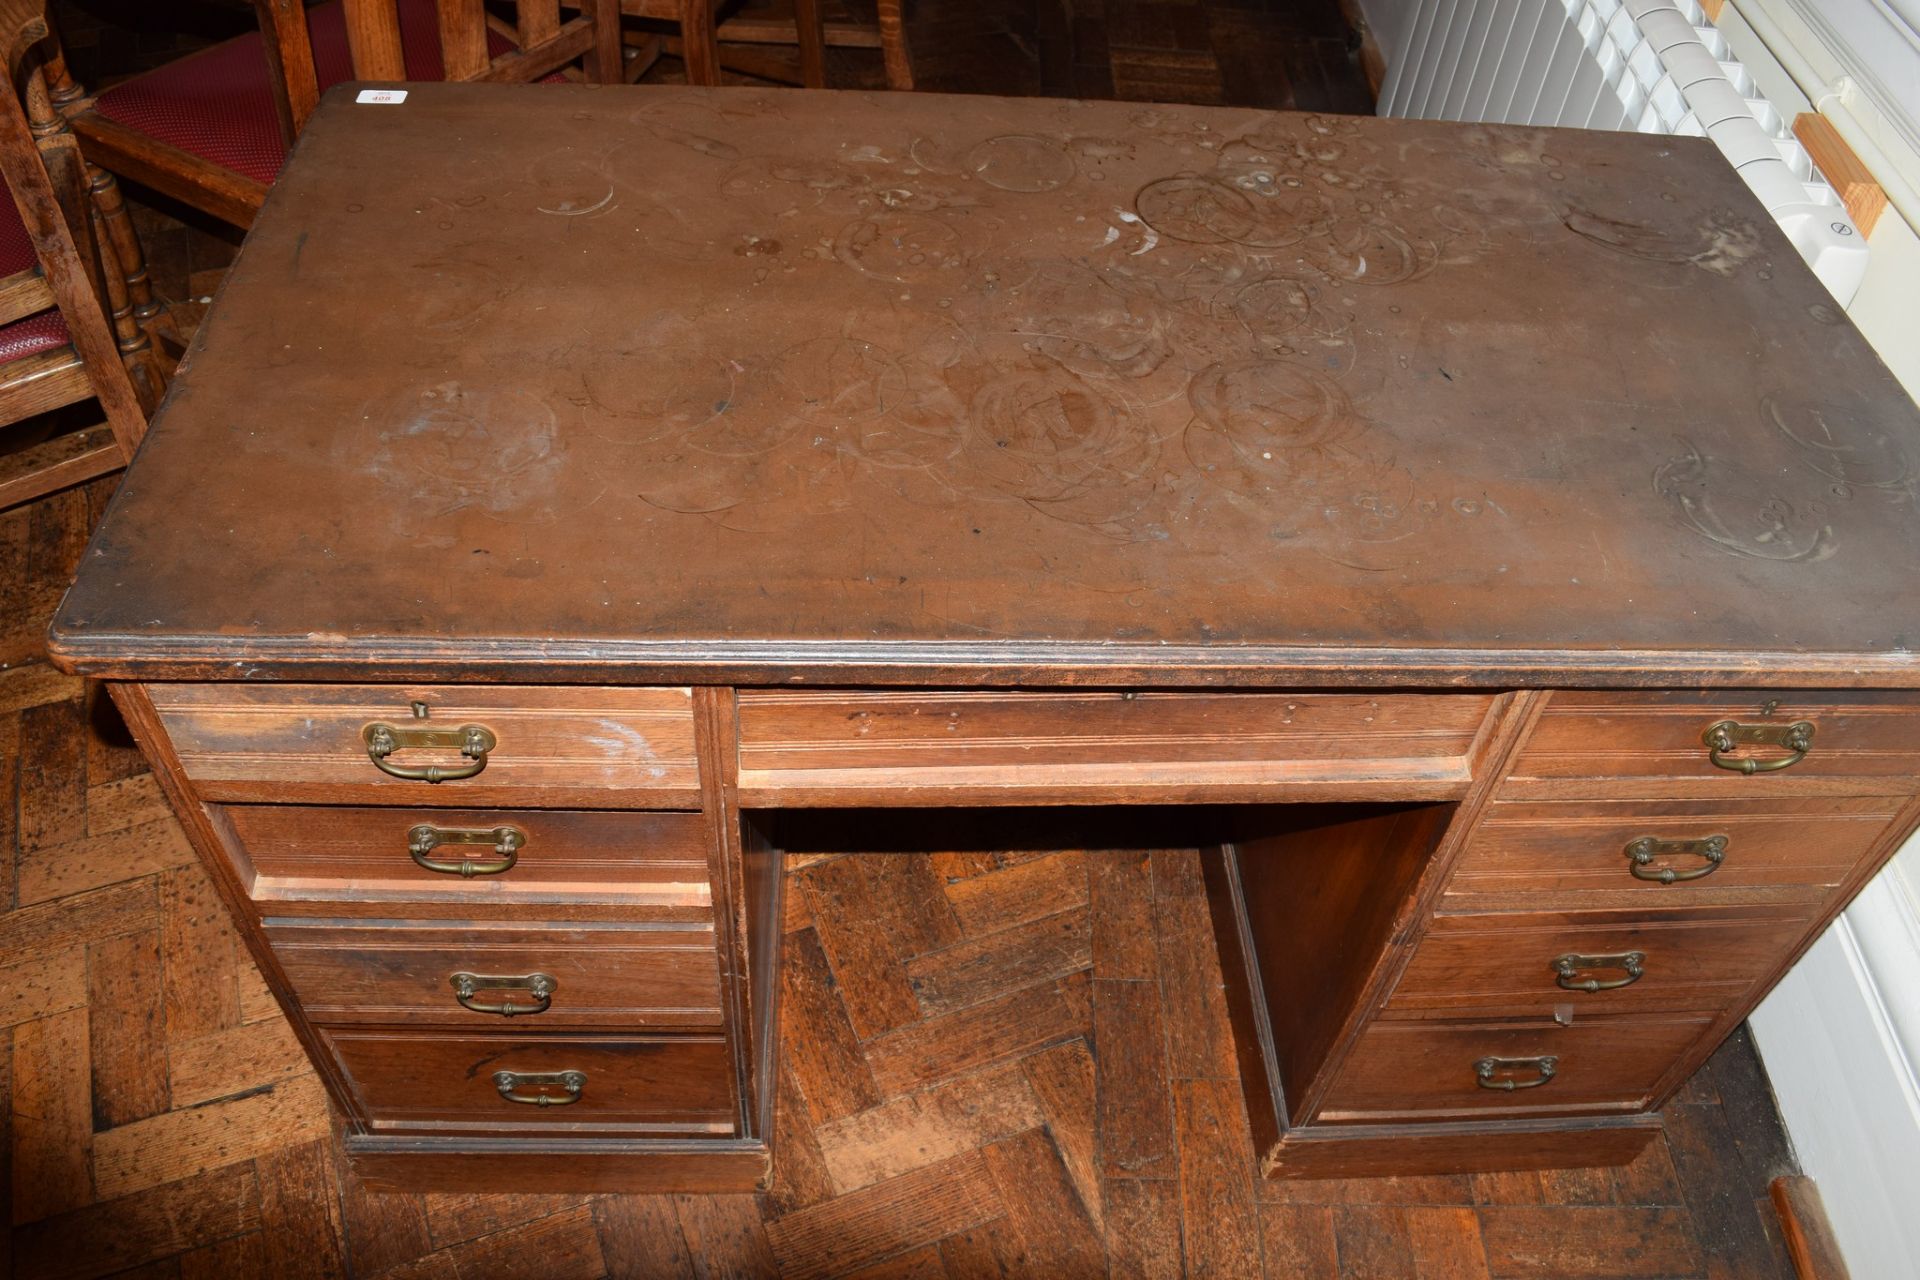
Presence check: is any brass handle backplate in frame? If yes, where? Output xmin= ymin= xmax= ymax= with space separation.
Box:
xmin=1553 ymin=951 xmax=1645 ymax=992
xmin=494 ymin=1069 xmax=585 ymax=1106
xmin=1474 ymin=1055 xmax=1558 ymax=1091
xmin=363 ymin=702 xmax=496 ymax=782
xmin=408 ymin=824 xmax=524 ymax=877
xmin=1624 ymin=834 xmax=1727 ymax=884
xmin=451 ymin=972 xmax=555 ymax=1016
xmin=1702 ymin=719 xmax=1814 ymax=774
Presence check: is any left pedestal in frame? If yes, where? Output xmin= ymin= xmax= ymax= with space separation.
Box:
xmin=108 ymin=680 xmax=782 ymax=1194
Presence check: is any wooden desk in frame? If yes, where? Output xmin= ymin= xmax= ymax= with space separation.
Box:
xmin=49 ymin=83 xmax=1920 ymax=1192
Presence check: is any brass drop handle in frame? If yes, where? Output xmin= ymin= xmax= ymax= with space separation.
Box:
xmin=408 ymin=824 xmax=524 ymax=877
xmin=363 ymin=702 xmax=496 ymax=782
xmin=1474 ymin=1055 xmax=1558 ymax=1091
xmin=1624 ymin=834 xmax=1727 ymax=884
xmin=1553 ymin=951 xmax=1645 ymax=992
xmin=493 ymin=1069 xmax=585 ymax=1106
xmin=451 ymin=972 xmax=555 ymax=1016
xmin=1702 ymin=719 xmax=1814 ymax=774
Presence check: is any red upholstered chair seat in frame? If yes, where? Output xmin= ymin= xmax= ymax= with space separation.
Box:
xmin=93 ymin=0 xmax=536 ymax=187
xmin=0 ymin=182 xmax=72 ymax=364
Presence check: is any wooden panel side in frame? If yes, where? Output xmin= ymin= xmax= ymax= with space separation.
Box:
xmin=695 ymin=686 xmax=762 ymax=1143
xmin=1231 ymin=802 xmax=1455 ymax=1128
xmin=107 ymin=683 xmax=363 ymax=1128
xmin=1287 ymin=691 xmax=1551 ymax=1124
xmin=1200 ymin=843 xmax=1287 ymax=1164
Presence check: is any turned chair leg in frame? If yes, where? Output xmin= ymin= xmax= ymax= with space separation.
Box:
xmin=795 ymin=0 xmax=826 ymax=89
xmin=878 ymin=0 xmax=912 ymax=91
xmin=677 ymin=0 xmax=722 ymax=85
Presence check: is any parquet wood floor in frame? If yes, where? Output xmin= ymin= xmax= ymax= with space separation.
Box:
xmin=2 ymin=480 xmax=1809 ymax=1277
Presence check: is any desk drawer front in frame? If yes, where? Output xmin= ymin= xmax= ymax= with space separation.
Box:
xmin=324 ymin=1029 xmax=736 ymax=1134
xmin=147 ymin=684 xmax=700 ymax=805
xmin=1316 ymin=1015 xmax=1711 ymax=1123
xmin=1441 ymin=797 xmax=1901 ymax=911
xmin=265 ymin=921 xmax=723 ymax=1029
xmin=737 ymin=690 xmax=1496 ymax=804
xmin=224 ymin=806 xmax=713 ymax=908
xmin=1512 ymin=692 xmax=1920 ymax=787
xmin=1386 ymin=908 xmax=1813 ymax=1020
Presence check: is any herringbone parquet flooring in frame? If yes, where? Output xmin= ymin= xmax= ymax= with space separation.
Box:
xmin=3 ymin=479 xmax=1809 ymax=1277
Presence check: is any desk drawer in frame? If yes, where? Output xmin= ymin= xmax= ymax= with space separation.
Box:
xmin=1512 ymin=691 xmax=1920 ymax=790
xmin=324 ymin=1028 xmax=736 ymax=1134
xmin=1386 ymin=906 xmax=1813 ymax=1020
xmin=147 ymin=684 xmax=701 ymax=806
xmin=1316 ymin=1014 xmax=1711 ymax=1123
xmin=1440 ymin=796 xmax=1903 ymax=912
xmin=223 ymin=806 xmax=712 ymax=908
xmin=265 ymin=920 xmax=723 ymax=1029
xmin=736 ymin=690 xmax=1497 ymax=805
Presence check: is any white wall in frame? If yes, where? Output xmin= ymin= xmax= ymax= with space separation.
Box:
xmin=1712 ymin=5 xmax=1920 ymax=1278
xmin=1354 ymin=0 xmax=1421 ymax=65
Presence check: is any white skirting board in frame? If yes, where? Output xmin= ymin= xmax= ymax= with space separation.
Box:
xmin=1748 ymin=857 xmax=1920 ymax=1280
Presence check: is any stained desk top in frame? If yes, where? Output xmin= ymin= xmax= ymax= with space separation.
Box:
xmin=50 ymin=84 xmax=1920 ymax=686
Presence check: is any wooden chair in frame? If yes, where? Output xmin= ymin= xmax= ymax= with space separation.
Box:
xmin=0 ymin=0 xmax=161 ymax=511
xmin=52 ymin=0 xmax=625 ymax=231
xmin=715 ymin=0 xmax=912 ymax=91
xmin=619 ymin=1 xmax=910 ymax=91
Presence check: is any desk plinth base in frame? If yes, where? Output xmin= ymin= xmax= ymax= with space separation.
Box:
xmin=342 ymin=1134 xmax=773 ymax=1195
xmin=1260 ymin=1114 xmax=1664 ymax=1179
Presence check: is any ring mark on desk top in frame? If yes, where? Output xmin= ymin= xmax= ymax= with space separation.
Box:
xmin=1654 ymin=439 xmax=1835 ymax=562
xmin=579 ymin=340 xmax=736 ymax=443
xmin=525 ymin=150 xmax=618 ymax=218
xmin=1188 ymin=361 xmax=1358 ymax=457
xmin=1763 ymin=392 xmax=1917 ymax=495
xmin=1560 ymin=204 xmax=1762 ymax=278
xmin=966 ymin=134 xmax=1077 ymax=192
xmin=962 ymin=364 xmax=1159 ymax=528
xmin=1134 ymin=175 xmax=1330 ymax=249
xmin=996 ymin=262 xmax=1171 ymax=380
xmin=406 ymin=243 xmax=525 ymax=335
xmin=833 ymin=212 xmax=969 ymax=284
xmin=359 ymin=382 xmax=570 ymax=521
xmin=1308 ymin=219 xmax=1439 ymax=287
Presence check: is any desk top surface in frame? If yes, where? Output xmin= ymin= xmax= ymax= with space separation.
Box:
xmin=51 ymin=84 xmax=1920 ymax=687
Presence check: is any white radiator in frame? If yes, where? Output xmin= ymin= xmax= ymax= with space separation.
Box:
xmin=1378 ymin=0 xmax=1868 ymax=303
